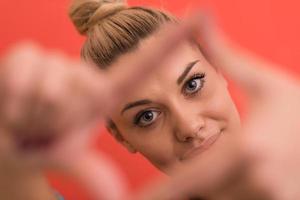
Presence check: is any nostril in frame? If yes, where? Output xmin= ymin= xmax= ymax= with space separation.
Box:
xmin=184 ymin=136 xmax=194 ymax=143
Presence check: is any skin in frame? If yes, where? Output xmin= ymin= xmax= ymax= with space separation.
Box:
xmin=135 ymin=17 xmax=300 ymax=200
xmin=108 ymin=31 xmax=241 ymax=173
xmin=0 ymin=18 xmax=202 ymax=200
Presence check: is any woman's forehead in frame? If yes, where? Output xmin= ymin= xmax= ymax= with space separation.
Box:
xmin=140 ymin=38 xmax=205 ymax=73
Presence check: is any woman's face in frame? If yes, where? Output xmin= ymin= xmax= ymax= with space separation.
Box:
xmin=108 ymin=34 xmax=241 ymax=173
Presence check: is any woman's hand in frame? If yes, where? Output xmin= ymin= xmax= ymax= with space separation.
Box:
xmin=135 ymin=15 xmax=300 ymax=200
xmin=0 ymin=15 xmax=202 ymax=200
xmin=0 ymin=43 xmax=128 ymax=200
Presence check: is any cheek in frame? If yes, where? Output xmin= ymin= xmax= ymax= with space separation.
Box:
xmin=200 ymin=78 xmax=240 ymax=123
xmin=126 ymin=129 xmax=176 ymax=168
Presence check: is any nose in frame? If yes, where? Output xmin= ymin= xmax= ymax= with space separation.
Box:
xmin=172 ymin=106 xmax=205 ymax=143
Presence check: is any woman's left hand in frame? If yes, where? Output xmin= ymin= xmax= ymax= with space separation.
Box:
xmin=134 ymin=15 xmax=300 ymax=200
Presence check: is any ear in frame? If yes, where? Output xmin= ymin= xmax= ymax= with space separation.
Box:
xmin=106 ymin=120 xmax=137 ymax=154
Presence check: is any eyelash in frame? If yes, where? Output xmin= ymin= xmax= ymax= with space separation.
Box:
xmin=133 ymin=109 xmax=161 ymax=128
xmin=182 ymin=72 xmax=206 ymax=97
xmin=133 ymin=73 xmax=206 ymax=128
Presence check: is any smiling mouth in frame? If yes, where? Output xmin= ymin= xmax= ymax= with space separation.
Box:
xmin=181 ymin=131 xmax=223 ymax=161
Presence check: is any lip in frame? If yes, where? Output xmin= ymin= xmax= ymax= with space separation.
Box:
xmin=181 ymin=131 xmax=223 ymax=160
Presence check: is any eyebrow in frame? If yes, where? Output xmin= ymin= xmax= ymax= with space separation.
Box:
xmin=121 ymin=99 xmax=153 ymax=115
xmin=177 ymin=60 xmax=200 ymax=85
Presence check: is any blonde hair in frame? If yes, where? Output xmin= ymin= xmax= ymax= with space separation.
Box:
xmin=69 ymin=0 xmax=177 ymax=68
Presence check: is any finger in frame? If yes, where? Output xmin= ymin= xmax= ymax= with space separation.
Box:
xmin=50 ymin=147 xmax=128 ymax=200
xmin=240 ymin=96 xmax=300 ymax=200
xmin=70 ymin=151 xmax=128 ymax=200
xmin=0 ymin=128 xmax=15 ymax=160
xmin=97 ymin=14 xmax=204 ymax=114
xmin=0 ymin=43 xmax=45 ymax=135
xmin=133 ymin=133 xmax=245 ymax=200
xmin=197 ymin=14 xmax=296 ymax=102
xmin=37 ymin=121 xmax=128 ymax=199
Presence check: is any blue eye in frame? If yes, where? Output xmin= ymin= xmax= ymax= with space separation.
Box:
xmin=134 ymin=110 xmax=160 ymax=127
xmin=183 ymin=73 xmax=205 ymax=96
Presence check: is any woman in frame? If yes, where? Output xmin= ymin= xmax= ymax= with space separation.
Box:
xmin=1 ymin=0 xmax=299 ymax=199
xmin=69 ymin=1 xmax=300 ymax=199
xmin=69 ymin=0 xmax=241 ymax=175
xmin=67 ymin=1 xmax=242 ymax=199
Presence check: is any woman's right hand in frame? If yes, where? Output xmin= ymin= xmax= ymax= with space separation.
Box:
xmin=0 ymin=42 xmax=123 ymax=173
xmin=0 ymin=43 xmax=127 ymax=200
xmin=0 ymin=15 xmax=202 ymax=200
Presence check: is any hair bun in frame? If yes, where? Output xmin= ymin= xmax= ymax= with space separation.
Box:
xmin=69 ymin=0 xmax=127 ymax=35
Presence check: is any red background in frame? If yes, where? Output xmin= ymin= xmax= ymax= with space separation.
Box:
xmin=1 ymin=0 xmax=299 ymax=199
